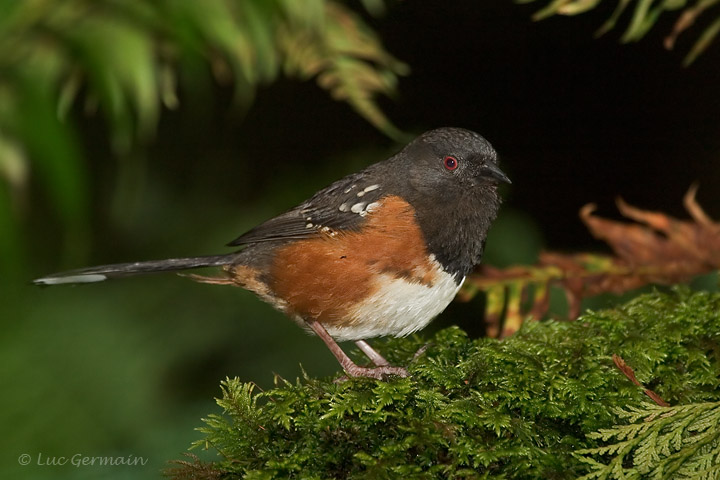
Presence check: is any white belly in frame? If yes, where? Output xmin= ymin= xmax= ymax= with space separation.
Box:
xmin=324 ymin=269 xmax=463 ymax=342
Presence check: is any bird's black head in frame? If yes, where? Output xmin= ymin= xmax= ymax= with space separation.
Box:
xmin=392 ymin=127 xmax=510 ymax=278
xmin=400 ymin=127 xmax=510 ymax=193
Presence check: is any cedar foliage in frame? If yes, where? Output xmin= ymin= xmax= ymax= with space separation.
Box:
xmin=576 ymin=402 xmax=720 ymax=479
xmin=168 ymin=288 xmax=720 ymax=479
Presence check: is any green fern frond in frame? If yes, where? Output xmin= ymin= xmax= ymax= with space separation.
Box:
xmin=277 ymin=2 xmax=408 ymax=140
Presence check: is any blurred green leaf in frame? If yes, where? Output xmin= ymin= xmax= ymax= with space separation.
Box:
xmin=596 ymin=0 xmax=633 ymax=37
xmin=62 ymin=14 xmax=159 ymax=152
xmin=0 ymin=132 xmax=27 ymax=275
xmin=0 ymin=0 xmax=404 ymax=268
xmin=278 ymin=0 xmax=326 ymax=27
xmin=13 ymin=74 xmax=90 ymax=265
xmin=360 ymin=0 xmax=388 ymax=16
xmin=684 ymin=13 xmax=720 ymax=65
xmin=0 ymin=173 xmax=24 ymax=276
xmin=526 ymin=0 xmax=720 ymax=63
xmin=0 ymin=132 xmax=27 ymax=195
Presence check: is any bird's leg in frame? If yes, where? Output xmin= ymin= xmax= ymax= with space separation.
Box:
xmin=305 ymin=320 xmax=408 ymax=380
xmin=354 ymin=339 xmax=390 ymax=367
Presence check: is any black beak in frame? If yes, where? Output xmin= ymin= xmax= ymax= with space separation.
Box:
xmin=482 ymin=163 xmax=511 ymax=184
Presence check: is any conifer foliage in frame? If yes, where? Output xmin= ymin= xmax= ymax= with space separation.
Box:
xmin=168 ymin=288 xmax=720 ymax=479
xmin=576 ymin=402 xmax=720 ymax=479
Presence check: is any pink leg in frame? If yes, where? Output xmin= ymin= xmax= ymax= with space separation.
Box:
xmin=354 ymin=339 xmax=390 ymax=367
xmin=306 ymin=320 xmax=408 ymax=380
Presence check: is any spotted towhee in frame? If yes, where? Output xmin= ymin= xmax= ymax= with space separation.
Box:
xmin=34 ymin=128 xmax=510 ymax=379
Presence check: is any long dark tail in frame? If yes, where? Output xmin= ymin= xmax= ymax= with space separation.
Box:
xmin=33 ymin=254 xmax=238 ymax=286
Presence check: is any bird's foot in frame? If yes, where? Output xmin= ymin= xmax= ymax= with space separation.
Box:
xmin=348 ymin=364 xmax=409 ymax=379
xmin=334 ymin=364 xmax=409 ymax=382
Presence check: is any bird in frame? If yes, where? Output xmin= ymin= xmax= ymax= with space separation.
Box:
xmin=34 ymin=127 xmax=510 ymax=380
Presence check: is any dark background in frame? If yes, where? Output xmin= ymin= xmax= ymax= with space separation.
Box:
xmin=5 ymin=1 xmax=719 ymax=478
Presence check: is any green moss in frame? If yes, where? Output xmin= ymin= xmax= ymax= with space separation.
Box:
xmin=169 ymin=288 xmax=720 ymax=479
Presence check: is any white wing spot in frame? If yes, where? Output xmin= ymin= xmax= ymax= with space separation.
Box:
xmin=344 ymin=184 xmax=356 ymax=194
xmin=365 ymin=201 xmax=381 ymax=214
xmin=306 ymin=223 xmax=314 ymax=229
xmin=320 ymin=226 xmax=338 ymax=237
xmin=339 ymin=203 xmax=349 ymax=212
xmin=357 ymin=184 xmax=380 ymax=197
xmin=350 ymin=202 xmax=366 ymax=214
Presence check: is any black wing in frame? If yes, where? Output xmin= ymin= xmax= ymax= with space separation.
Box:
xmin=228 ymin=170 xmax=388 ymax=246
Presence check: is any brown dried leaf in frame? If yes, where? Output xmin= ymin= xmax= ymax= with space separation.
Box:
xmin=165 ymin=453 xmax=225 ymax=480
xmin=463 ymin=186 xmax=719 ymax=338
xmin=612 ymin=354 xmax=669 ymax=407
xmin=580 ymin=203 xmax=680 ymax=265
xmin=665 ymin=0 xmax=720 ymax=50
xmin=582 ymin=186 xmax=720 ymax=272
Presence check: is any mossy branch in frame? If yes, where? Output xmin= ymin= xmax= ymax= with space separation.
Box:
xmin=168 ymin=288 xmax=720 ymax=479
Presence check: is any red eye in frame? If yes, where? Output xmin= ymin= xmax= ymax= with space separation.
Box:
xmin=443 ymin=156 xmax=458 ymax=171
